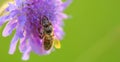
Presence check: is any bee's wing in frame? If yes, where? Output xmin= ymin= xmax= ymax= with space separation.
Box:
xmin=53 ymin=37 xmax=61 ymax=49
xmin=0 ymin=0 xmax=14 ymax=16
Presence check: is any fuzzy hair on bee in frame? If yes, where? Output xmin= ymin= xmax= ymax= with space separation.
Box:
xmin=38 ymin=15 xmax=61 ymax=51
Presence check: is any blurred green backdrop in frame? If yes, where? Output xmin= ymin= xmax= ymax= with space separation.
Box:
xmin=0 ymin=0 xmax=120 ymax=62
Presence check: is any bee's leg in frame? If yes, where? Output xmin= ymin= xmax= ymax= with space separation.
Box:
xmin=53 ymin=36 xmax=61 ymax=49
xmin=38 ymin=28 xmax=45 ymax=39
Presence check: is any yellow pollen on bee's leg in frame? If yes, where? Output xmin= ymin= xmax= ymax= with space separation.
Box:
xmin=53 ymin=38 xmax=61 ymax=49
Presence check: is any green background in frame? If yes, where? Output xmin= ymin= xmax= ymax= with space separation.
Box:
xmin=0 ymin=0 xmax=120 ymax=62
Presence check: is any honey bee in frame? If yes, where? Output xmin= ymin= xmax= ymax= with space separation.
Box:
xmin=39 ymin=16 xmax=61 ymax=51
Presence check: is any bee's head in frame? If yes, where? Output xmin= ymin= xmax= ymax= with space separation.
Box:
xmin=41 ymin=16 xmax=51 ymax=27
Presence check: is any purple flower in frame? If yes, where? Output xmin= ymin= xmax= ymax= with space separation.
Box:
xmin=0 ymin=0 xmax=71 ymax=60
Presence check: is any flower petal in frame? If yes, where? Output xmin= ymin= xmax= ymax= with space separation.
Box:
xmin=9 ymin=10 xmax=20 ymax=17
xmin=62 ymin=0 xmax=72 ymax=9
xmin=0 ymin=10 xmax=20 ymax=26
xmin=29 ymin=36 xmax=43 ymax=55
xmin=16 ymin=14 xmax=27 ymax=38
xmin=22 ymin=43 xmax=31 ymax=60
xmin=0 ymin=15 xmax=9 ymax=26
xmin=54 ymin=25 xmax=64 ymax=40
xmin=15 ymin=0 xmax=25 ymax=7
xmin=19 ymin=36 xmax=27 ymax=53
xmin=17 ymin=14 xmax=26 ymax=26
xmin=2 ymin=20 xmax=17 ymax=37
xmin=6 ymin=3 xmax=16 ymax=12
xmin=8 ymin=33 xmax=19 ymax=54
xmin=16 ymin=27 xmax=24 ymax=38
